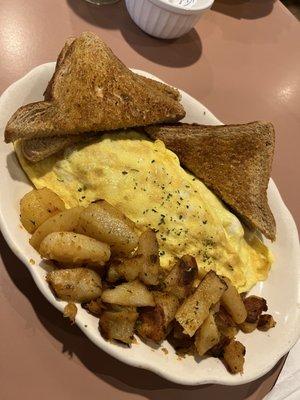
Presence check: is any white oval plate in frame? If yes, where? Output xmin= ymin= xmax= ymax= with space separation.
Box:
xmin=0 ymin=63 xmax=299 ymax=386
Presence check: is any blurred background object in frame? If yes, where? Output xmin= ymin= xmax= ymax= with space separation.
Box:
xmin=282 ymin=0 xmax=300 ymax=20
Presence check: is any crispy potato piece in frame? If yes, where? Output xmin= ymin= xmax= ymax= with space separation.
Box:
xmin=175 ymin=271 xmax=227 ymax=336
xmin=221 ymin=277 xmax=247 ymax=324
xmin=63 ymin=302 xmax=77 ymax=324
xmin=167 ymin=322 xmax=194 ymax=350
xmin=77 ymin=200 xmax=138 ymax=256
xmin=222 ymin=340 xmax=246 ymax=374
xmin=106 ymin=256 xmax=141 ymax=283
xmin=209 ymin=335 xmax=231 ymax=358
xmin=39 ymin=232 xmax=110 ymax=268
xmin=137 ymin=229 xmax=160 ymax=286
xmin=257 ymin=314 xmax=276 ymax=331
xmin=137 ymin=291 xmax=180 ymax=343
xmin=239 ymin=321 xmax=257 ymax=333
xmin=244 ymin=296 xmax=268 ymax=323
xmin=82 ymin=298 xmax=103 ymax=316
xmin=101 ymin=280 xmax=155 ymax=307
xmin=195 ymin=312 xmax=220 ymax=356
xmin=215 ymin=307 xmax=239 ymax=339
xmin=107 ymin=230 xmax=160 ymax=285
xmin=99 ymin=309 xmax=138 ymax=344
xmin=20 ymin=188 xmax=65 ymax=233
xmin=136 ymin=306 xmax=165 ymax=343
xmin=164 ymin=255 xmax=198 ymax=299
xmin=47 ymin=268 xmax=102 ymax=302
xmin=30 ymin=207 xmax=83 ymax=251
xmin=153 ymin=291 xmax=180 ymax=326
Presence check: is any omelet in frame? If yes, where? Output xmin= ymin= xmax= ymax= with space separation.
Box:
xmin=15 ymin=130 xmax=272 ymax=292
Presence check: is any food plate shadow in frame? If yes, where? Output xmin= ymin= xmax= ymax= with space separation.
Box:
xmin=0 ymin=233 xmax=285 ymax=398
xmin=212 ymin=0 xmax=275 ymax=20
xmin=67 ymin=0 xmax=202 ymax=67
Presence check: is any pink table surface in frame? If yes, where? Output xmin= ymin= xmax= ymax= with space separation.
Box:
xmin=0 ymin=1 xmax=299 ymax=399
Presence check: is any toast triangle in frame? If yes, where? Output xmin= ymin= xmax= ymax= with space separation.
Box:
xmin=145 ymin=121 xmax=276 ymax=241
xmin=5 ymin=32 xmax=185 ymax=142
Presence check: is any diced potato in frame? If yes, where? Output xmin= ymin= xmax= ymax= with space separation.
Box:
xmin=20 ymin=188 xmax=65 ymax=233
xmin=30 ymin=207 xmax=83 ymax=251
xmin=215 ymin=307 xmax=239 ymax=339
xmin=101 ymin=280 xmax=155 ymax=307
xmin=221 ymin=277 xmax=247 ymax=324
xmin=46 ymin=268 xmax=102 ymax=302
xmin=106 ymin=256 xmax=141 ymax=283
xmin=153 ymin=291 xmax=180 ymax=326
xmin=222 ymin=340 xmax=246 ymax=374
xmin=137 ymin=229 xmax=160 ymax=286
xmin=63 ymin=302 xmax=77 ymax=324
xmin=257 ymin=314 xmax=276 ymax=331
xmin=136 ymin=292 xmax=179 ymax=343
xmin=167 ymin=322 xmax=194 ymax=350
xmin=99 ymin=309 xmax=138 ymax=344
xmin=175 ymin=271 xmax=227 ymax=337
xmin=39 ymin=232 xmax=110 ymax=268
xmin=209 ymin=335 xmax=231 ymax=358
xmin=136 ymin=306 xmax=165 ymax=343
xmin=164 ymin=255 xmax=198 ymax=299
xmin=195 ymin=312 xmax=220 ymax=356
xmin=77 ymin=200 xmax=139 ymax=256
xmin=244 ymin=296 xmax=268 ymax=323
xmin=239 ymin=321 xmax=257 ymax=333
xmin=82 ymin=298 xmax=103 ymax=316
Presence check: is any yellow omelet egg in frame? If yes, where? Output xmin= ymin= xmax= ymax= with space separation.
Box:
xmin=15 ymin=130 xmax=272 ymax=292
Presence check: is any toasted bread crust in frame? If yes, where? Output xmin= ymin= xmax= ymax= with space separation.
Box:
xmin=5 ymin=32 xmax=185 ymax=142
xmin=145 ymin=121 xmax=276 ymax=241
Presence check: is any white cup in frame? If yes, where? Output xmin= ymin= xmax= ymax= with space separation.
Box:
xmin=125 ymin=0 xmax=214 ymax=39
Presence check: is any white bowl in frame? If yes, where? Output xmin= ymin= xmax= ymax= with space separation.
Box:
xmin=125 ymin=0 xmax=214 ymax=39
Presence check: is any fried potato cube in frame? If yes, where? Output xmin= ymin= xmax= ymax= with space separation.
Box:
xmin=164 ymin=255 xmax=198 ymax=299
xmin=214 ymin=307 xmax=239 ymax=339
xmin=175 ymin=271 xmax=227 ymax=337
xmin=63 ymin=302 xmax=77 ymax=324
xmin=221 ymin=277 xmax=247 ymax=324
xmin=99 ymin=309 xmax=138 ymax=344
xmin=153 ymin=291 xmax=180 ymax=327
xmin=195 ymin=312 xmax=220 ymax=356
xmin=77 ymin=200 xmax=139 ymax=256
xmin=222 ymin=340 xmax=246 ymax=374
xmin=257 ymin=314 xmax=276 ymax=331
xmin=239 ymin=321 xmax=257 ymax=333
xmin=244 ymin=296 xmax=268 ymax=323
xmin=167 ymin=322 xmax=194 ymax=350
xmin=47 ymin=268 xmax=102 ymax=302
xmin=209 ymin=335 xmax=231 ymax=358
xmin=101 ymin=280 xmax=155 ymax=307
xmin=136 ymin=306 xmax=165 ymax=343
xmin=137 ymin=229 xmax=160 ymax=286
xmin=137 ymin=291 xmax=180 ymax=343
xmin=82 ymin=298 xmax=103 ymax=316
xmin=20 ymin=188 xmax=65 ymax=233
xmin=106 ymin=256 xmax=141 ymax=283
xmin=39 ymin=232 xmax=110 ymax=268
xmin=30 ymin=207 xmax=83 ymax=251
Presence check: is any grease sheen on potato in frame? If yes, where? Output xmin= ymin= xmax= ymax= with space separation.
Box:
xmin=30 ymin=207 xmax=84 ymax=251
xmin=39 ymin=232 xmax=111 ymax=268
xmin=20 ymin=188 xmax=65 ymax=233
xmin=77 ymin=200 xmax=139 ymax=255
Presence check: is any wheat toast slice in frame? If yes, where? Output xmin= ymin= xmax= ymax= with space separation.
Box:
xmin=5 ymin=32 xmax=185 ymax=142
xmin=145 ymin=121 xmax=276 ymax=241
